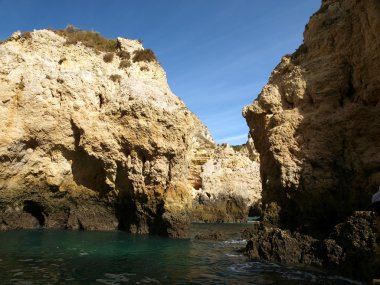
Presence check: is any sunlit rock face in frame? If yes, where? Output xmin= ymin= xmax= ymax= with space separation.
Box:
xmin=0 ymin=29 xmax=214 ymax=238
xmin=244 ymin=0 xmax=380 ymax=233
xmin=192 ymin=143 xmax=262 ymax=223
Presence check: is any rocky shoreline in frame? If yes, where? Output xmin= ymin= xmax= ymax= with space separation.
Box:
xmin=243 ymin=212 xmax=380 ymax=282
xmin=0 ymin=0 xmax=379 ymax=283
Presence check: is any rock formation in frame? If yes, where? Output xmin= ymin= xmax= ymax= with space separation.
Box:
xmin=243 ymin=0 xmax=380 ymax=234
xmin=244 ymin=212 xmax=380 ymax=282
xmin=192 ymin=143 xmax=261 ymax=223
xmin=0 ymin=28 xmax=264 ymax=236
xmin=0 ymin=28 xmax=216 ymax=238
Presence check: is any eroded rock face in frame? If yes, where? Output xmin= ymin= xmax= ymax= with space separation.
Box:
xmin=192 ymin=144 xmax=261 ymax=223
xmin=0 ymin=29 xmax=213 ymax=237
xmin=243 ymin=0 xmax=380 ymax=233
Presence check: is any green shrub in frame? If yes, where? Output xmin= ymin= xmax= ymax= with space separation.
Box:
xmin=132 ymin=49 xmax=157 ymax=63
xmin=53 ymin=25 xmax=118 ymax=52
xmin=103 ymin=52 xmax=114 ymax=63
xmin=109 ymin=74 xmax=122 ymax=83
xmin=117 ymin=50 xmax=130 ymax=60
xmin=119 ymin=60 xmax=131 ymax=69
xmin=231 ymin=144 xmax=244 ymax=152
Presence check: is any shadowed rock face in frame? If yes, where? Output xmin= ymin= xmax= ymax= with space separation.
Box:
xmin=243 ymin=0 xmax=380 ymax=234
xmin=244 ymin=212 xmax=380 ymax=282
xmin=0 ymin=29 xmax=214 ymax=238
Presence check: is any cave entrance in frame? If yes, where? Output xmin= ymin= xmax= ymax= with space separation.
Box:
xmin=23 ymin=200 xmax=45 ymax=227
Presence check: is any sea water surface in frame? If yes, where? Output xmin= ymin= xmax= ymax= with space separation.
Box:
xmin=0 ymin=224 xmax=362 ymax=284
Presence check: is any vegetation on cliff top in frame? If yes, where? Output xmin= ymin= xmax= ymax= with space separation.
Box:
xmin=53 ymin=25 xmax=119 ymax=52
xmin=133 ymin=49 xmax=157 ymax=63
xmin=1 ymin=26 xmax=159 ymax=65
xmin=231 ymin=144 xmax=244 ymax=152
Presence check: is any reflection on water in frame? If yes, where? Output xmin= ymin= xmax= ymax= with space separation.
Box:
xmin=0 ymin=224 xmax=363 ymax=284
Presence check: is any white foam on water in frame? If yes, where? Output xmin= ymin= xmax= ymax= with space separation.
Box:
xmin=229 ymin=262 xmax=253 ymax=273
xmin=225 ymin=253 xmax=243 ymax=257
xmin=18 ymin=259 xmax=33 ymax=262
xmin=79 ymin=252 xmax=89 ymax=256
xmin=222 ymin=239 xmax=247 ymax=245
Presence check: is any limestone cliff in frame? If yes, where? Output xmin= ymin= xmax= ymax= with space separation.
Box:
xmin=0 ymin=28 xmax=214 ymax=238
xmin=243 ymin=0 xmax=380 ymax=233
xmin=192 ymin=143 xmax=261 ymax=223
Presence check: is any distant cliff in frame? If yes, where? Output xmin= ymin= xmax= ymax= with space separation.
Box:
xmin=192 ymin=143 xmax=261 ymax=223
xmin=243 ymin=0 xmax=380 ymax=233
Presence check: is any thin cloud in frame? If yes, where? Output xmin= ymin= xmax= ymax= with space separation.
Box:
xmin=216 ymin=134 xmax=248 ymax=144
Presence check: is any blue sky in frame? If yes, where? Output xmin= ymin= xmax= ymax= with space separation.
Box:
xmin=0 ymin=0 xmax=320 ymax=145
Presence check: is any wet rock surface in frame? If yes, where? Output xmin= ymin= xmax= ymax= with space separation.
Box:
xmin=194 ymin=230 xmax=226 ymax=241
xmin=244 ymin=212 xmax=380 ymax=282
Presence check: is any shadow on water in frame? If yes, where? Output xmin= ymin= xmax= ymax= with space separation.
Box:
xmin=0 ymin=225 xmax=364 ymax=284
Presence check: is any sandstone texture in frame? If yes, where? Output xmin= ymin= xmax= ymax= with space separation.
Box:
xmin=0 ymin=29 xmax=215 ymax=237
xmin=244 ymin=212 xmax=380 ymax=282
xmin=243 ymin=0 xmax=380 ymax=233
xmin=192 ymin=143 xmax=261 ymax=223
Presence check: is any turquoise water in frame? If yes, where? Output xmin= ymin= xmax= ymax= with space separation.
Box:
xmin=0 ymin=224 xmax=362 ymax=284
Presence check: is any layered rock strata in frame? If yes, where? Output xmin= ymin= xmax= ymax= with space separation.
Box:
xmin=192 ymin=143 xmax=261 ymax=223
xmin=0 ymin=29 xmax=214 ymax=238
xmin=243 ymin=0 xmax=380 ymax=233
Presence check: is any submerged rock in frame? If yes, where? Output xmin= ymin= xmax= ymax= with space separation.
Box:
xmin=194 ymin=230 xmax=226 ymax=241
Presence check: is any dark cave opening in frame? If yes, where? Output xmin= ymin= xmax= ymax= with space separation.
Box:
xmin=23 ymin=200 xmax=45 ymax=226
